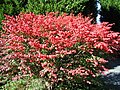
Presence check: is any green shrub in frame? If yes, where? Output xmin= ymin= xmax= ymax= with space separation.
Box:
xmin=100 ymin=0 xmax=120 ymax=11
xmin=23 ymin=0 xmax=89 ymax=15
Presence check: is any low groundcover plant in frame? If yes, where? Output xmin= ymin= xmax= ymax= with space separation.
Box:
xmin=0 ymin=12 xmax=120 ymax=89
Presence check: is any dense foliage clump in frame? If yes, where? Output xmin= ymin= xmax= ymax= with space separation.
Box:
xmin=0 ymin=12 xmax=120 ymax=89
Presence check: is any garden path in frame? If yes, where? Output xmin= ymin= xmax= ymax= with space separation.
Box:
xmin=101 ymin=57 xmax=120 ymax=90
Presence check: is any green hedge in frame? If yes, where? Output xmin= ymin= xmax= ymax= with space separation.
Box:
xmin=23 ymin=0 xmax=89 ymax=15
xmin=100 ymin=0 xmax=120 ymax=11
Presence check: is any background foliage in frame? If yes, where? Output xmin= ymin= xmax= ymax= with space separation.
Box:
xmin=23 ymin=0 xmax=88 ymax=15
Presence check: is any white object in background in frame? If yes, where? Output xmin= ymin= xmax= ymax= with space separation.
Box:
xmin=96 ymin=0 xmax=102 ymax=24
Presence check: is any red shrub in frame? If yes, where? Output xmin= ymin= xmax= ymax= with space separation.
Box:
xmin=0 ymin=12 xmax=120 ymax=84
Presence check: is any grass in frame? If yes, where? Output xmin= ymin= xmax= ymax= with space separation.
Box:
xmin=0 ymin=76 xmax=47 ymax=90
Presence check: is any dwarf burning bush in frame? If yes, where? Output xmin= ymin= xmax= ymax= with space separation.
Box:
xmin=0 ymin=12 xmax=120 ymax=89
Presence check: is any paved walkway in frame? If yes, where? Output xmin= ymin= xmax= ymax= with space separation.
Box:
xmin=101 ymin=58 xmax=120 ymax=90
